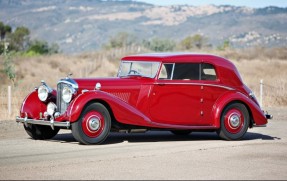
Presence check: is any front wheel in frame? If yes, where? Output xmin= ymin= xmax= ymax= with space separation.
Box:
xmin=24 ymin=124 xmax=60 ymax=140
xmin=72 ymin=103 xmax=111 ymax=145
xmin=217 ymin=103 xmax=250 ymax=140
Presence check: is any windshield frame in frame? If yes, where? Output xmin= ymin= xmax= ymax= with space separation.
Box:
xmin=117 ymin=61 xmax=161 ymax=79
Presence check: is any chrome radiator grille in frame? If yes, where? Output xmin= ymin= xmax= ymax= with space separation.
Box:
xmin=57 ymin=83 xmax=69 ymax=114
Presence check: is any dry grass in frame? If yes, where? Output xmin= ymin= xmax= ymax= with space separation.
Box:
xmin=0 ymin=86 xmax=31 ymax=120
xmin=214 ymin=47 xmax=287 ymax=108
xmin=0 ymin=46 xmax=144 ymax=120
xmin=233 ymin=59 xmax=287 ymax=108
xmin=0 ymin=46 xmax=286 ymax=120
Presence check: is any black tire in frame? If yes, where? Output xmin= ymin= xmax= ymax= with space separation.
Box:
xmin=217 ymin=103 xmax=250 ymax=140
xmin=171 ymin=130 xmax=192 ymax=136
xmin=71 ymin=103 xmax=111 ymax=145
xmin=24 ymin=124 xmax=60 ymax=140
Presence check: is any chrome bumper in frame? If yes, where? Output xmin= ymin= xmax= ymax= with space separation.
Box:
xmin=16 ymin=116 xmax=70 ymax=130
xmin=265 ymin=114 xmax=273 ymax=120
xmin=253 ymin=124 xmax=267 ymax=127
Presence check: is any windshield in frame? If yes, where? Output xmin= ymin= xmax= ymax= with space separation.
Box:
xmin=118 ymin=61 xmax=160 ymax=78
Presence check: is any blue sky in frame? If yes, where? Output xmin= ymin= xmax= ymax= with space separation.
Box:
xmin=137 ymin=0 xmax=287 ymax=8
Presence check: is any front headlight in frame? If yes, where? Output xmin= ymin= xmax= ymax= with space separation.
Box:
xmin=62 ymin=86 xmax=75 ymax=103
xmin=38 ymin=81 xmax=53 ymax=102
xmin=38 ymin=85 xmax=49 ymax=101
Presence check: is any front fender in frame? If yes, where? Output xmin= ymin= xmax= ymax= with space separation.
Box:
xmin=212 ymin=91 xmax=267 ymax=128
xmin=66 ymin=90 xmax=152 ymax=127
xmin=19 ymin=89 xmax=56 ymax=119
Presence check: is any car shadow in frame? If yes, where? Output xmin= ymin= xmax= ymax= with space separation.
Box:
xmin=51 ymin=131 xmax=280 ymax=145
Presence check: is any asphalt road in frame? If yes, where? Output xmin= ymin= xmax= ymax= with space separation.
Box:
xmin=0 ymin=107 xmax=286 ymax=180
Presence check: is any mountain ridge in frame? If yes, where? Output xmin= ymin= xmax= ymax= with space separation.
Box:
xmin=1 ymin=0 xmax=286 ymax=53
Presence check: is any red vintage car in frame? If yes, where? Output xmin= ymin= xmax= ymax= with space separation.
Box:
xmin=16 ymin=53 xmax=272 ymax=144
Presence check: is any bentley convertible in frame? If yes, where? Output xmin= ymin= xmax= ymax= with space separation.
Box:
xmin=16 ymin=53 xmax=272 ymax=144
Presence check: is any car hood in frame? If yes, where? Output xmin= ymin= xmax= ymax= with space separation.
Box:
xmin=71 ymin=77 xmax=152 ymax=92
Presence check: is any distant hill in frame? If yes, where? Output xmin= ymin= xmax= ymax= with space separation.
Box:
xmin=1 ymin=0 xmax=287 ymax=53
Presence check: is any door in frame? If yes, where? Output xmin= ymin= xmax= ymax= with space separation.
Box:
xmin=200 ymin=63 xmax=228 ymax=125
xmin=150 ymin=81 xmax=202 ymax=125
xmin=149 ymin=63 xmax=203 ymax=125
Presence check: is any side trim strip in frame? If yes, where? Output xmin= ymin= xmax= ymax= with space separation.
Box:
xmin=154 ymin=82 xmax=234 ymax=90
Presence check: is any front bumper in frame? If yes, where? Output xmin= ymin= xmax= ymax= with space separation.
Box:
xmin=16 ymin=116 xmax=70 ymax=130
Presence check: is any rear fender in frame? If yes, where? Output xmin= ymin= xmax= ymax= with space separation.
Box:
xmin=67 ymin=91 xmax=152 ymax=126
xmin=212 ymin=91 xmax=267 ymax=128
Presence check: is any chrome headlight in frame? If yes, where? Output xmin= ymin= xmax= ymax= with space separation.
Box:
xmin=47 ymin=102 xmax=57 ymax=116
xmin=38 ymin=81 xmax=52 ymax=102
xmin=62 ymin=86 xmax=75 ymax=103
xmin=38 ymin=85 xmax=49 ymax=101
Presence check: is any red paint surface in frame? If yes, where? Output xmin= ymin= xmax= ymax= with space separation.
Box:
xmin=19 ymin=53 xmax=268 ymax=130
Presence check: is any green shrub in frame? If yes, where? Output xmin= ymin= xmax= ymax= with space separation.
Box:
xmin=143 ymin=38 xmax=176 ymax=52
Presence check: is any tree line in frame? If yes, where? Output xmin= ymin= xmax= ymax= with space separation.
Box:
xmin=0 ymin=21 xmax=59 ymax=55
xmin=103 ymin=32 xmax=231 ymax=52
xmin=1 ymin=21 xmax=231 ymax=55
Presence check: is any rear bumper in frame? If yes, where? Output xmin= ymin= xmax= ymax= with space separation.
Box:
xmin=265 ymin=114 xmax=273 ymax=120
xmin=253 ymin=124 xmax=267 ymax=127
xmin=16 ymin=116 xmax=70 ymax=129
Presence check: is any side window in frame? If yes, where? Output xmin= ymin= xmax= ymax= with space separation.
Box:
xmin=158 ymin=62 xmax=217 ymax=81
xmin=159 ymin=64 xmax=174 ymax=79
xmin=173 ymin=63 xmax=200 ymax=80
xmin=201 ymin=63 xmax=217 ymax=80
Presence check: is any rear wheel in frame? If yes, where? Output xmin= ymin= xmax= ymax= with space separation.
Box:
xmin=72 ymin=103 xmax=111 ymax=145
xmin=217 ymin=103 xmax=250 ymax=140
xmin=24 ymin=124 xmax=60 ymax=140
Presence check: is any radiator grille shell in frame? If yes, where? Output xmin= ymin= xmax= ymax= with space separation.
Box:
xmin=56 ymin=79 xmax=78 ymax=114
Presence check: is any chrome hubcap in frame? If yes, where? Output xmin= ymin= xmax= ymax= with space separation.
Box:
xmin=229 ymin=114 xmax=241 ymax=128
xmin=88 ymin=118 xmax=100 ymax=131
